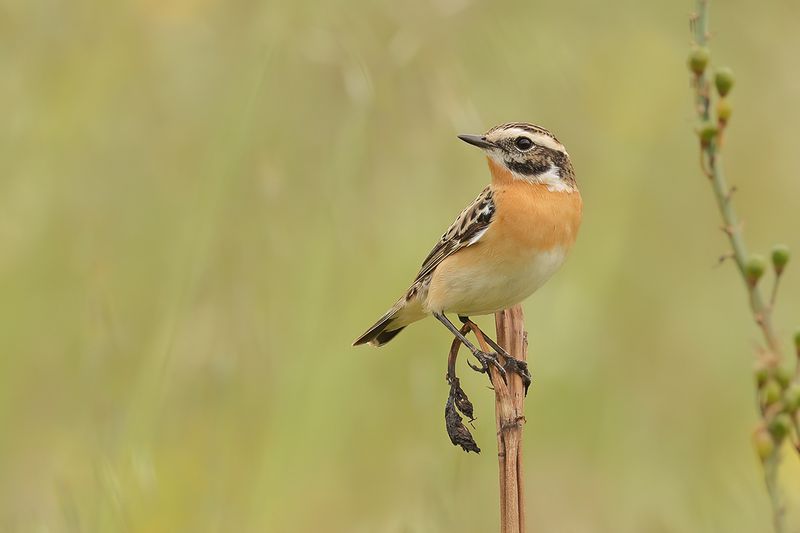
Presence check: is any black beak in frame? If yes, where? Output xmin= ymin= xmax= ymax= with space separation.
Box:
xmin=457 ymin=134 xmax=495 ymax=150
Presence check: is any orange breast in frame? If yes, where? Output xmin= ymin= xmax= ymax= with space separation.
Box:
xmin=485 ymin=156 xmax=582 ymax=250
xmin=423 ymin=176 xmax=582 ymax=314
xmin=488 ymin=181 xmax=582 ymax=253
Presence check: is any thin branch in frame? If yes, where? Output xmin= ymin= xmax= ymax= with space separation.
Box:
xmin=715 ymin=252 xmax=735 ymax=267
xmin=770 ymin=274 xmax=782 ymax=309
xmin=764 ymin=451 xmax=786 ymax=533
xmin=690 ymin=2 xmax=795 ymax=531
xmin=692 ymin=4 xmax=782 ymax=357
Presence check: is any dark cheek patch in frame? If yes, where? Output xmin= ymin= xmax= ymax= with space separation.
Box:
xmin=506 ymin=159 xmax=549 ymax=176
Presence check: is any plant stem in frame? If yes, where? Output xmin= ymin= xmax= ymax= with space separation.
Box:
xmin=693 ymin=0 xmax=782 ymax=357
xmin=706 ymin=152 xmax=782 ymax=355
xmin=691 ymin=2 xmax=785 ymax=530
xmin=765 ymin=449 xmax=785 ymax=533
xmin=469 ymin=308 xmax=528 ymax=532
xmin=494 ymin=307 xmax=528 ymax=533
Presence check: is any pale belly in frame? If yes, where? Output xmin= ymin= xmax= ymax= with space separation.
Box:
xmin=424 ymin=246 xmax=568 ymax=316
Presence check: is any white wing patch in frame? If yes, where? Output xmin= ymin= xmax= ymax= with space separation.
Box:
xmin=467 ymin=226 xmax=488 ymax=245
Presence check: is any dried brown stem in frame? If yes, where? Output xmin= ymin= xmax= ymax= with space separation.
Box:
xmin=490 ymin=306 xmax=528 ymax=533
xmin=445 ymin=324 xmax=480 ymax=453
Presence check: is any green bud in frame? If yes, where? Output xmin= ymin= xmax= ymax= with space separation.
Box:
xmin=776 ymin=366 xmax=793 ymax=388
xmin=715 ymin=67 xmax=735 ymax=97
xmin=688 ymin=47 xmax=710 ymax=75
xmin=784 ymin=384 xmax=800 ymax=412
xmin=716 ymin=99 xmax=732 ymax=124
xmin=697 ymin=122 xmax=718 ymax=145
xmin=795 ymin=330 xmax=800 ymax=352
xmin=745 ymin=255 xmax=767 ymax=286
xmin=754 ymin=362 xmax=770 ymax=387
xmin=752 ymin=424 xmax=775 ymax=461
xmin=772 ymin=244 xmax=790 ymax=275
xmin=763 ymin=380 xmax=782 ymax=406
xmin=768 ymin=413 xmax=792 ymax=442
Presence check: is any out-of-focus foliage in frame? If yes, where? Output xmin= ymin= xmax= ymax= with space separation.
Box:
xmin=2 ymin=0 xmax=800 ymax=531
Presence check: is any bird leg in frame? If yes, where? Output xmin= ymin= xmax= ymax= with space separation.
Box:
xmin=433 ymin=311 xmax=507 ymax=382
xmin=458 ymin=315 xmax=532 ymax=395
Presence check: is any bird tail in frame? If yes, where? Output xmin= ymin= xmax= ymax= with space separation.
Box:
xmin=352 ymin=298 xmax=424 ymax=347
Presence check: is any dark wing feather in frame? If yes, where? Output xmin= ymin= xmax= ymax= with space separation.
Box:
xmin=414 ymin=186 xmax=495 ymax=283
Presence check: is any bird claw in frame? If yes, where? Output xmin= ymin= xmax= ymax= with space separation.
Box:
xmin=504 ymin=357 xmax=532 ymax=395
xmin=468 ymin=351 xmax=507 ymax=382
xmin=466 ymin=358 xmax=485 ymax=373
xmin=468 ymin=351 xmax=532 ymax=394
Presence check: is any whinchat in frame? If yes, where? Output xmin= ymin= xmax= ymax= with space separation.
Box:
xmin=353 ymin=122 xmax=582 ymax=382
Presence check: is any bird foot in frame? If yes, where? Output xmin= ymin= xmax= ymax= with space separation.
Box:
xmin=503 ymin=357 xmax=532 ymax=395
xmin=467 ymin=351 xmax=531 ymax=394
xmin=467 ymin=350 xmax=507 ymax=381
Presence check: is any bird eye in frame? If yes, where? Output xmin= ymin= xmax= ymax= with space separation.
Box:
xmin=514 ymin=137 xmax=534 ymax=151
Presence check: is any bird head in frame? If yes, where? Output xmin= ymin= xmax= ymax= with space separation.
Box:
xmin=458 ymin=122 xmax=575 ymax=190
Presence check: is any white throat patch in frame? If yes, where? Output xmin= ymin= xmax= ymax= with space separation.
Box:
xmin=535 ymin=164 xmax=573 ymax=192
xmin=514 ymin=163 xmax=573 ymax=192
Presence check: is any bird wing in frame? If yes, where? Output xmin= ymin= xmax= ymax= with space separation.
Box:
xmin=414 ymin=186 xmax=496 ymax=283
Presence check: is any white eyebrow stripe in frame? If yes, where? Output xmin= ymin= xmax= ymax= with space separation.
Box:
xmin=502 ymin=127 xmax=566 ymax=154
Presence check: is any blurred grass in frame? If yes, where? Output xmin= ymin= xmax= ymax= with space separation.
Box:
xmin=2 ymin=0 xmax=800 ymax=531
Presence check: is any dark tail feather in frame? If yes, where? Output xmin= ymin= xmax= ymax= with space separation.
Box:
xmin=373 ymin=326 xmax=405 ymax=345
xmin=353 ymin=307 xmax=405 ymax=347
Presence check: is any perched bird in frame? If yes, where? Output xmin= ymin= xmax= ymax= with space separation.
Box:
xmin=353 ymin=122 xmax=582 ymax=378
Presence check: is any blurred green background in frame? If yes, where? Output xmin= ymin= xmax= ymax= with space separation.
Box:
xmin=3 ymin=0 xmax=800 ymax=531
